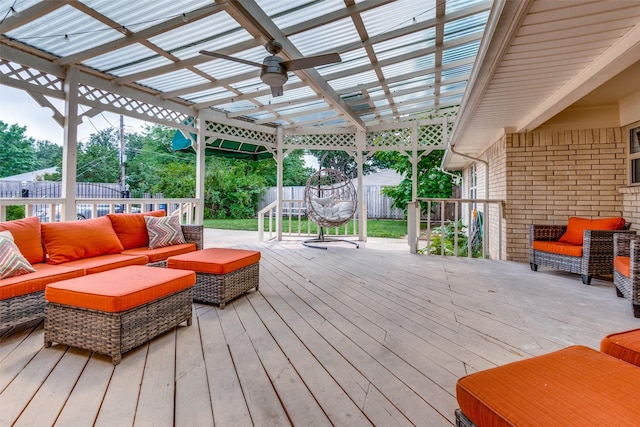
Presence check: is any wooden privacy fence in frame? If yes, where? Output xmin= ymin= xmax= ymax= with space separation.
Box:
xmin=259 ymin=185 xmax=405 ymax=220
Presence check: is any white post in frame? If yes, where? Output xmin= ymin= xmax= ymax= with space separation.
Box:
xmin=194 ymin=113 xmax=206 ymax=224
xmin=411 ymin=122 xmax=419 ymax=202
xmin=356 ymin=129 xmax=367 ymax=241
xmin=407 ymin=201 xmax=420 ymax=253
xmin=276 ymin=127 xmax=284 ymax=241
xmin=61 ymin=66 xmax=79 ymax=221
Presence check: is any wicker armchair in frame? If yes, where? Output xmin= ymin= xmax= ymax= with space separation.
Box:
xmin=530 ymin=224 xmax=634 ymax=285
xmin=613 ymin=233 xmax=640 ymax=317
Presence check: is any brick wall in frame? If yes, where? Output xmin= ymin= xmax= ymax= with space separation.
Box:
xmin=504 ymin=128 xmax=626 ymax=262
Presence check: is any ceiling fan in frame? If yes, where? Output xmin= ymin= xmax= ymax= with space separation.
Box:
xmin=200 ymin=41 xmax=341 ymax=97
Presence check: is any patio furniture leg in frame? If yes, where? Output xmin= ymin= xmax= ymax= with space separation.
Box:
xmin=634 ymin=305 xmax=640 ymax=318
xmin=616 ymin=287 xmax=624 ymax=297
xmin=530 ymin=263 xmax=537 ymax=271
xmin=581 ymin=274 xmax=591 ymax=285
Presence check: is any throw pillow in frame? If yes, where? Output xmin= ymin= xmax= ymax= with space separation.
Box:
xmin=558 ymin=217 xmax=626 ymax=246
xmin=0 ymin=216 xmax=44 ymax=264
xmin=145 ymin=215 xmax=186 ymax=249
xmin=0 ymin=231 xmax=36 ymax=279
xmin=107 ymin=210 xmax=166 ymax=249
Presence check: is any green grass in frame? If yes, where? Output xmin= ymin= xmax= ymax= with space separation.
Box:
xmin=203 ymin=218 xmax=408 ymax=239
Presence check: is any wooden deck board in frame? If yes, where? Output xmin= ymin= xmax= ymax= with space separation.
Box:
xmin=2 ymin=233 xmax=639 ymax=426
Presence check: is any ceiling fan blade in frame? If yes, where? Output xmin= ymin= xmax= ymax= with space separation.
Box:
xmin=199 ymin=50 xmax=262 ymax=68
xmin=282 ymin=53 xmax=341 ymax=71
xmin=271 ymin=85 xmax=284 ymax=97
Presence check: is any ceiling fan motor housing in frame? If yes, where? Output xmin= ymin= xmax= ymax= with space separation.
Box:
xmin=261 ymin=55 xmax=288 ymax=86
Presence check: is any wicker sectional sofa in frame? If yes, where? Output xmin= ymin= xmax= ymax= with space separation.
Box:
xmin=0 ymin=213 xmax=202 ymax=333
xmin=529 ymin=217 xmax=633 ymax=285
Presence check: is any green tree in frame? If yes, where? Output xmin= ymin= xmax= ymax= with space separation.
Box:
xmin=0 ymin=121 xmax=36 ymax=177
xmin=309 ymin=150 xmax=378 ymax=178
xmin=374 ymin=150 xmax=459 ymax=212
xmin=251 ymin=149 xmax=314 ymax=187
xmin=33 ymin=140 xmax=62 ymax=172
xmin=75 ymin=129 xmax=120 ymax=182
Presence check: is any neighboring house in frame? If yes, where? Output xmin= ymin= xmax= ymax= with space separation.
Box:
xmin=0 ymin=167 xmax=57 ymax=181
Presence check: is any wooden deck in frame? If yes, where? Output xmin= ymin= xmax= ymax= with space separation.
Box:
xmin=2 ymin=230 xmax=639 ymax=426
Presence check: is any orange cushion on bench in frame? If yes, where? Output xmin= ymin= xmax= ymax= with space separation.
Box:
xmin=107 ymin=210 xmax=166 ymax=249
xmin=558 ymin=216 xmax=625 ymax=246
xmin=456 ymin=345 xmax=640 ymax=426
xmin=121 ymin=243 xmax=196 ymax=263
xmin=601 ymin=329 xmax=640 ymax=368
xmin=46 ymin=265 xmax=195 ymax=313
xmin=167 ymin=248 xmax=261 ymax=275
xmin=532 ymin=240 xmax=582 ymax=257
xmin=60 ymin=253 xmax=148 ymax=274
xmin=0 ymin=263 xmax=85 ymax=300
xmin=41 ymin=216 xmax=123 ymax=264
xmin=0 ymin=216 xmax=44 ymax=264
xmin=614 ymin=255 xmax=631 ymax=277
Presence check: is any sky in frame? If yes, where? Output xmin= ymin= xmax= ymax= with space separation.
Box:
xmin=0 ymin=85 xmax=150 ymax=145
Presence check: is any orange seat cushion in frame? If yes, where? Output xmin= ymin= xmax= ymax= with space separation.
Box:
xmin=601 ymin=329 xmax=640 ymax=368
xmin=557 ymin=216 xmax=625 ymax=246
xmin=107 ymin=210 xmax=166 ymax=250
xmin=167 ymin=248 xmax=261 ymax=275
xmin=532 ymin=240 xmax=582 ymax=257
xmin=60 ymin=253 xmax=149 ymax=274
xmin=46 ymin=265 xmax=195 ymax=312
xmin=0 ymin=216 xmax=44 ymax=264
xmin=41 ymin=216 xmax=124 ymax=264
xmin=456 ymin=345 xmax=640 ymax=426
xmin=0 ymin=263 xmax=85 ymax=300
xmin=121 ymin=243 xmax=196 ymax=263
xmin=614 ymin=255 xmax=631 ymax=277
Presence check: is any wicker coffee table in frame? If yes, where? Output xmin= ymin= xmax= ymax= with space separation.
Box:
xmin=44 ymin=265 xmax=195 ymax=364
xmin=167 ymin=248 xmax=260 ymax=308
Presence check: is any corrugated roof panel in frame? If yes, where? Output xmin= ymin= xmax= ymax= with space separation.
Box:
xmin=328 ymin=70 xmax=379 ymax=91
xmin=288 ymin=17 xmax=360 ymax=56
xmin=381 ymin=55 xmax=435 ymax=79
xmin=187 ymin=88 xmax=236 ymax=103
xmin=215 ymin=99 xmax=258 ymax=113
xmin=446 ymin=0 xmax=489 ymax=14
xmin=316 ymin=48 xmax=370 ymax=76
xmin=149 ymin=11 xmax=252 ymax=60
xmin=275 ymin=100 xmax=327 ymax=115
xmin=396 ymin=101 xmax=435 ymax=113
xmin=373 ymin=29 xmax=436 ymax=61
xmin=253 ymin=86 xmax=317 ymax=105
xmin=231 ymin=77 xmax=266 ymax=94
xmin=196 ymin=45 xmax=266 ymax=79
xmin=5 ymin=4 xmax=122 ymax=57
xmin=85 ymin=0 xmax=214 ymax=32
xmin=442 ymin=40 xmax=481 ymax=64
xmin=84 ymin=44 xmax=167 ymax=71
xmin=291 ymin=110 xmax=338 ymax=124
xmin=393 ymin=90 xmax=435 ymax=104
xmin=444 ymin=11 xmax=489 ymax=41
xmin=257 ymin=0 xmax=344 ymax=28
xmin=360 ymin=0 xmax=437 ymax=38
xmin=105 ymin=56 xmax=174 ymax=77
xmin=441 ymin=63 xmax=473 ymax=80
xmin=138 ymin=69 xmax=210 ymax=92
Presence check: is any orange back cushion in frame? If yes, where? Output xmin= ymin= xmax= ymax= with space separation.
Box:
xmin=41 ymin=216 xmax=124 ymax=264
xmin=557 ymin=216 xmax=625 ymax=246
xmin=0 ymin=216 xmax=44 ymax=264
xmin=107 ymin=210 xmax=166 ymax=249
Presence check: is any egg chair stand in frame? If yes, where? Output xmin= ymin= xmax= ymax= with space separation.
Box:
xmin=303 ymin=168 xmax=359 ymax=250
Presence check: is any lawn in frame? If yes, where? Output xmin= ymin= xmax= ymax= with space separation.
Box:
xmin=203 ymin=218 xmax=408 ymax=239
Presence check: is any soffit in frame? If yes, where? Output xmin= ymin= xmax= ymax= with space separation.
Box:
xmin=447 ymin=0 xmax=640 ymax=169
xmin=0 ymin=0 xmax=492 ymax=132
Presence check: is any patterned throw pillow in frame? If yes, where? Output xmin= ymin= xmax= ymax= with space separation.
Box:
xmin=0 ymin=231 xmax=36 ymax=279
xmin=144 ymin=215 xmax=186 ymax=249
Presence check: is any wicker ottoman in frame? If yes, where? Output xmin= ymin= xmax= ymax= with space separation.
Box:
xmin=44 ymin=265 xmax=195 ymax=364
xmin=601 ymin=328 xmax=640 ymax=367
xmin=167 ymin=248 xmax=260 ymax=308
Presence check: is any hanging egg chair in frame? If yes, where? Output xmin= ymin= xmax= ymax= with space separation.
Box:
xmin=303 ymin=168 xmax=359 ymax=249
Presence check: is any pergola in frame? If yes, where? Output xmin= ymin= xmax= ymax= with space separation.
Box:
xmin=0 ymin=0 xmax=493 ymax=236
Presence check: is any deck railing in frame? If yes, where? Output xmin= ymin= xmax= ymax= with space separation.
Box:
xmin=408 ymin=198 xmax=505 ymax=260
xmin=258 ymin=199 xmax=360 ymax=242
xmin=0 ymin=198 xmax=200 ymax=224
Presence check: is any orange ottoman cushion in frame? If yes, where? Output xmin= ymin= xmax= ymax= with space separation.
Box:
xmin=167 ymin=248 xmax=261 ymax=274
xmin=46 ymin=265 xmax=195 ymax=312
xmin=456 ymin=345 xmax=640 ymax=426
xmin=601 ymin=329 xmax=640 ymax=368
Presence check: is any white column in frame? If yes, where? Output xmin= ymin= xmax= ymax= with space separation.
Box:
xmin=411 ymin=123 xmax=419 ymax=201
xmin=195 ymin=113 xmax=206 ymax=224
xmin=61 ymin=67 xmax=79 ymax=221
xmin=356 ymin=129 xmax=367 ymax=241
xmin=276 ymin=127 xmax=284 ymax=241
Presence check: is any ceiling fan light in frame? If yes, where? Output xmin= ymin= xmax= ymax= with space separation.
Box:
xmin=261 ymin=71 xmax=287 ymax=86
